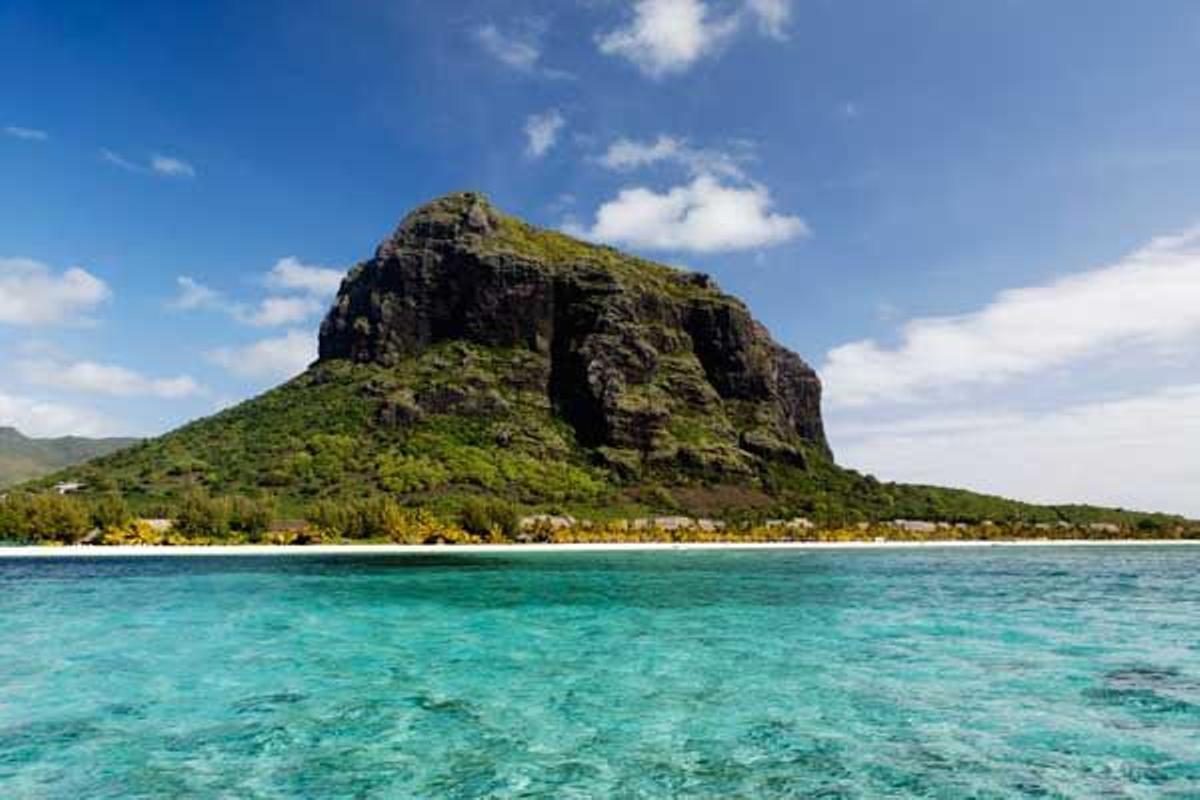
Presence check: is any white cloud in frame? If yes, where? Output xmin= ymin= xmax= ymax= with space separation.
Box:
xmin=171 ymin=258 xmax=339 ymax=328
xmin=235 ymin=296 xmax=323 ymax=327
xmin=168 ymin=276 xmax=223 ymax=311
xmin=597 ymin=0 xmax=738 ymax=77
xmin=566 ymin=173 xmax=808 ymax=253
xmin=524 ymin=109 xmax=565 ymax=158
xmin=4 ymin=126 xmax=47 ymax=141
xmin=207 ymin=329 xmax=316 ymax=380
xmin=475 ymin=23 xmax=541 ymax=71
xmin=0 ymin=258 xmax=110 ymax=325
xmin=746 ymin=0 xmax=791 ymax=38
xmin=18 ymin=359 xmax=202 ymax=399
xmin=596 ymin=0 xmax=790 ymax=77
xmin=474 ymin=22 xmax=573 ymax=79
xmin=833 ymin=385 xmax=1200 ymax=518
xmin=600 ymin=135 xmax=683 ymax=170
xmin=265 ymin=257 xmax=342 ymax=296
xmin=823 ymin=227 xmax=1200 ymax=407
xmin=101 ymin=149 xmax=141 ymax=172
xmin=102 ymin=149 xmax=195 ymax=178
xmin=598 ymin=134 xmax=748 ymax=179
xmin=150 ymin=154 xmax=195 ymax=178
xmin=0 ymin=389 xmax=120 ymax=438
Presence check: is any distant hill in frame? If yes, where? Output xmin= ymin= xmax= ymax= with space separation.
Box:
xmin=0 ymin=427 xmax=138 ymax=489
xmin=28 ymin=193 xmax=1187 ymax=528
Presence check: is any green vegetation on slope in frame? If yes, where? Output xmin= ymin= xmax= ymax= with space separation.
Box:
xmin=22 ymin=343 xmax=1186 ymax=531
xmin=28 ymin=345 xmax=609 ymax=518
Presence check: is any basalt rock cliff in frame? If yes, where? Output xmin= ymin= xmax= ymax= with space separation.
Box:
xmin=319 ymin=192 xmax=829 ymax=475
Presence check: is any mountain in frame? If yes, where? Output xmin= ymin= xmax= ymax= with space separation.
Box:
xmin=0 ymin=427 xmax=137 ymax=489
xmin=320 ymin=191 xmax=829 ymax=472
xmin=28 ymin=193 xmax=1182 ymax=527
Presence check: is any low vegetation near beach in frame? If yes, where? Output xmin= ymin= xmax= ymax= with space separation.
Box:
xmin=1 ymin=490 xmax=1194 ymax=547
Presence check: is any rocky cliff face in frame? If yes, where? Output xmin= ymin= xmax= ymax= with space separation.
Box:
xmin=319 ymin=192 xmax=829 ymax=475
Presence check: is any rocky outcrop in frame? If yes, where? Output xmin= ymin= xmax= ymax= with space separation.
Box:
xmin=319 ymin=192 xmax=830 ymax=473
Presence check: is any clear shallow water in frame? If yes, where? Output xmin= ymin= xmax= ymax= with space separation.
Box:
xmin=1 ymin=548 xmax=1199 ymax=798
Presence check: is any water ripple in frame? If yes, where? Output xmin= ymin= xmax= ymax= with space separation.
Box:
xmin=1 ymin=547 xmax=1198 ymax=797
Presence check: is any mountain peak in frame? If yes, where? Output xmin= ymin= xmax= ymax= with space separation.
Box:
xmin=377 ymin=191 xmax=498 ymax=259
xmin=319 ymin=194 xmax=831 ymax=467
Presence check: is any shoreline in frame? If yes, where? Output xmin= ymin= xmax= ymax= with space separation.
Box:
xmin=1 ymin=540 xmax=1198 ymax=557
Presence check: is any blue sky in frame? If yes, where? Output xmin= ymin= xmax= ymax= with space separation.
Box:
xmin=3 ymin=0 xmax=1200 ymax=515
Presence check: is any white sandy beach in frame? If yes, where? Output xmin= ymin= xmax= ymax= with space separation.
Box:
xmin=0 ymin=540 xmax=1197 ymax=557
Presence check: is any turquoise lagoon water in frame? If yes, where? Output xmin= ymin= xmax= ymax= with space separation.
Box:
xmin=2 ymin=547 xmax=1199 ymax=798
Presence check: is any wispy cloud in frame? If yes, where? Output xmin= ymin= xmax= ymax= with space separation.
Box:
xmin=102 ymin=148 xmax=196 ymax=178
xmin=101 ymin=149 xmax=143 ymax=172
xmin=476 ymin=23 xmax=541 ymax=71
xmin=168 ymin=276 xmax=223 ymax=311
xmin=823 ymin=226 xmax=1200 ymax=407
xmin=4 ymin=125 xmax=48 ymax=141
xmin=169 ymin=258 xmax=339 ymax=328
xmin=597 ymin=134 xmax=750 ymax=179
xmin=207 ymin=329 xmax=317 ymax=381
xmin=565 ymin=173 xmax=808 ymax=253
xmin=18 ymin=359 xmax=202 ymax=399
xmin=150 ymin=154 xmax=195 ymax=178
xmin=0 ymin=257 xmax=110 ymax=326
xmin=475 ymin=22 xmax=572 ymax=79
xmin=235 ymin=296 xmax=323 ymax=328
xmin=524 ymin=109 xmax=565 ymax=158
